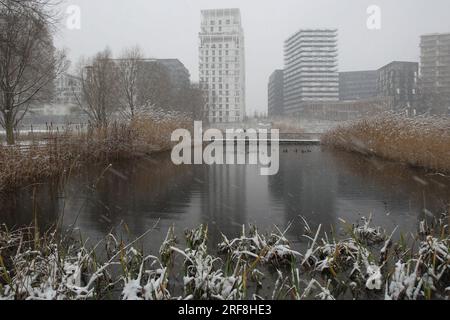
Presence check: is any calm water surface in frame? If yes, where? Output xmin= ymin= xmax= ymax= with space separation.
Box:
xmin=1 ymin=145 xmax=449 ymax=252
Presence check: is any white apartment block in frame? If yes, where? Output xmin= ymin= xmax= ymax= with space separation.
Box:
xmin=199 ymin=8 xmax=246 ymax=123
xmin=284 ymin=29 xmax=339 ymax=115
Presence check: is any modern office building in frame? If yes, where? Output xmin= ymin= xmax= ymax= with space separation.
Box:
xmin=339 ymin=70 xmax=378 ymax=101
xmin=268 ymin=70 xmax=284 ymax=117
xmin=420 ymin=33 xmax=450 ymax=114
xmin=199 ymin=8 xmax=246 ymax=123
xmin=283 ymin=29 xmax=339 ymax=116
xmin=377 ymin=61 xmax=418 ymax=110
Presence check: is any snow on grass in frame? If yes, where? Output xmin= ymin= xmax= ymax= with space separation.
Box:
xmin=0 ymin=212 xmax=449 ymax=300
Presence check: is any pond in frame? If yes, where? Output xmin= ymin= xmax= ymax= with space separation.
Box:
xmin=1 ymin=144 xmax=450 ymax=252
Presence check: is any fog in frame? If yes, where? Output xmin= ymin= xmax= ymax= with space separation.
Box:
xmin=55 ymin=0 xmax=450 ymax=115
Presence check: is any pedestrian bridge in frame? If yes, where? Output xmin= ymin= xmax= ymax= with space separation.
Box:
xmin=207 ymin=133 xmax=321 ymax=145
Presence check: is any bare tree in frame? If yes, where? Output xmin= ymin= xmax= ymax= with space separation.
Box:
xmin=143 ymin=62 xmax=172 ymax=110
xmin=75 ymin=48 xmax=120 ymax=128
xmin=0 ymin=0 xmax=67 ymax=144
xmin=117 ymin=53 xmax=174 ymax=118
xmin=116 ymin=46 xmax=145 ymax=120
xmin=171 ymin=84 xmax=205 ymax=120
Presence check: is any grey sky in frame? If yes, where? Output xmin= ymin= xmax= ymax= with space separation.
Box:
xmin=55 ymin=0 xmax=450 ymax=115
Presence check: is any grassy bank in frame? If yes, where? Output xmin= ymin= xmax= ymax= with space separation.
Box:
xmin=0 ymin=214 xmax=448 ymax=300
xmin=0 ymin=114 xmax=191 ymax=192
xmin=322 ymin=113 xmax=450 ymax=173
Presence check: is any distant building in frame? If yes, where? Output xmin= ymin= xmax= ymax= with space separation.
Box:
xmin=299 ymin=97 xmax=393 ymax=121
xmin=377 ymin=61 xmax=418 ymax=111
xmin=156 ymin=59 xmax=191 ymax=91
xmin=339 ymin=70 xmax=378 ymax=101
xmin=110 ymin=58 xmax=191 ymax=91
xmin=283 ymin=29 xmax=339 ymax=116
xmin=420 ymin=33 xmax=450 ymax=115
xmin=54 ymin=73 xmax=82 ymax=106
xmin=268 ymin=70 xmax=284 ymax=117
xmin=199 ymin=8 xmax=246 ymax=123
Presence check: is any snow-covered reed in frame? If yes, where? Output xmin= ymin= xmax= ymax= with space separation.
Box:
xmin=322 ymin=112 xmax=450 ymax=173
xmin=1 ymin=213 xmax=448 ymax=300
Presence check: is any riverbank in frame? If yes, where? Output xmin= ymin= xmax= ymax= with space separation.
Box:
xmin=0 ymin=214 xmax=448 ymax=300
xmin=322 ymin=113 xmax=450 ymax=173
xmin=0 ymin=115 xmax=190 ymax=192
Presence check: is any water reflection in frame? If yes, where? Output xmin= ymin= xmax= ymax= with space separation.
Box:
xmin=0 ymin=146 xmax=449 ymax=252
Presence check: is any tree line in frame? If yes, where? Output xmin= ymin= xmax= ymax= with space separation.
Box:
xmin=72 ymin=46 xmax=204 ymax=127
xmin=0 ymin=0 xmax=204 ymax=145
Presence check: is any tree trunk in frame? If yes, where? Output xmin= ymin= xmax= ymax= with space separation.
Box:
xmin=5 ymin=121 xmax=15 ymax=145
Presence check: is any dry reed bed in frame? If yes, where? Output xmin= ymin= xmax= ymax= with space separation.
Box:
xmin=0 ymin=116 xmax=191 ymax=192
xmin=322 ymin=113 xmax=450 ymax=173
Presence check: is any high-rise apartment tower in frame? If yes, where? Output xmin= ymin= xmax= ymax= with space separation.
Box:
xmin=199 ymin=8 xmax=246 ymax=123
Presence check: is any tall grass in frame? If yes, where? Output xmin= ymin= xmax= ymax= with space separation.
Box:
xmin=322 ymin=112 xmax=450 ymax=173
xmin=0 ymin=114 xmax=191 ymax=192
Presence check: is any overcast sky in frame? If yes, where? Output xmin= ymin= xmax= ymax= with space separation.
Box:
xmin=55 ymin=0 xmax=450 ymax=115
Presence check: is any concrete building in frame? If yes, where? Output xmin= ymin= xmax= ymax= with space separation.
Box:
xmin=110 ymin=58 xmax=190 ymax=91
xmin=283 ymin=29 xmax=339 ymax=116
xmin=54 ymin=73 xmax=82 ymax=106
xmin=268 ymin=70 xmax=284 ymax=117
xmin=339 ymin=70 xmax=378 ymax=101
xmin=199 ymin=8 xmax=246 ymax=123
xmin=377 ymin=61 xmax=418 ymax=111
xmin=299 ymin=97 xmax=393 ymax=121
xmin=156 ymin=59 xmax=191 ymax=91
xmin=420 ymin=33 xmax=450 ymax=115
